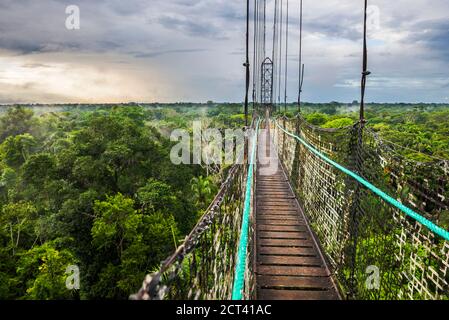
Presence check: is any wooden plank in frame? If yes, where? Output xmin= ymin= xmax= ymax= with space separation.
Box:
xmin=257 ymin=212 xmax=301 ymax=217
xmin=258 ymin=289 xmax=337 ymax=300
xmin=258 ymin=246 xmax=317 ymax=256
xmin=258 ymin=196 xmax=294 ymax=200
xmin=257 ymin=204 xmax=296 ymax=208
xmin=257 ymin=214 xmax=299 ymax=218
xmin=258 ymin=175 xmax=286 ymax=179
xmin=257 ymin=205 xmax=296 ymax=209
xmin=257 ymin=209 xmax=299 ymax=214
xmin=257 ymin=185 xmax=290 ymax=188
xmin=258 ymin=177 xmax=286 ymax=179
xmin=258 ymin=198 xmax=294 ymax=201
xmin=257 ymin=201 xmax=296 ymax=206
xmin=257 ymin=200 xmax=295 ymax=203
xmin=258 ymin=182 xmax=288 ymax=185
xmin=257 ymin=195 xmax=294 ymax=198
xmin=257 ymin=196 xmax=296 ymax=200
xmin=257 ymin=265 xmax=328 ymax=277
xmin=258 ymin=202 xmax=296 ymax=206
xmin=257 ymin=215 xmax=300 ymax=221
xmin=257 ymin=192 xmax=293 ymax=196
xmin=257 ymin=186 xmax=291 ymax=189
xmin=257 ymin=207 xmax=298 ymax=213
xmin=258 ymin=231 xmax=308 ymax=239
xmin=258 ymin=255 xmax=322 ymax=267
xmin=257 ymin=225 xmax=307 ymax=232
xmin=258 ymin=238 xmax=314 ymax=247
xmin=257 ymin=275 xmax=332 ymax=290
xmin=257 ymin=219 xmax=304 ymax=226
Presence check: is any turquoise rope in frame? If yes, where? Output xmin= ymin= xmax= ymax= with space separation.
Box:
xmin=232 ymin=118 xmax=261 ymax=300
xmin=275 ymin=120 xmax=449 ymax=242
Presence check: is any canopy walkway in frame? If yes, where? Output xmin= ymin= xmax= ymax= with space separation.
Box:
xmin=255 ymin=119 xmax=340 ymax=300
xmin=131 ymin=0 xmax=449 ymax=301
xmin=131 ymin=113 xmax=449 ymax=301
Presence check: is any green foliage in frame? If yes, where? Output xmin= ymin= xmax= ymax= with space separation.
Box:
xmin=90 ymin=194 xmax=178 ymax=299
xmin=92 ymin=194 xmax=140 ymax=253
xmin=0 ymin=107 xmax=35 ymax=141
xmin=322 ymin=118 xmax=354 ymax=128
xmin=191 ymin=176 xmax=216 ymax=211
xmin=302 ymin=105 xmax=449 ymax=161
xmin=0 ymin=134 xmax=36 ymax=167
xmin=136 ymin=179 xmax=177 ymax=215
xmin=16 ymin=242 xmax=76 ymax=300
xmin=1 ymin=201 xmax=38 ymax=255
xmin=305 ymin=113 xmax=329 ymax=126
xmin=0 ymin=105 xmax=206 ymax=300
xmin=22 ymin=154 xmax=56 ymax=184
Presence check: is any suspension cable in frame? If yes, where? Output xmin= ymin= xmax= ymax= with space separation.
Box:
xmin=277 ymin=0 xmax=283 ymax=107
xmin=298 ymin=0 xmax=304 ymax=113
xmin=284 ymin=0 xmax=289 ymax=112
xmin=244 ymin=0 xmax=250 ymax=126
xmin=252 ymin=0 xmax=257 ymax=110
xmin=257 ymin=1 xmax=260 ymax=104
xmin=272 ymin=0 xmax=279 ymax=112
xmin=263 ymin=0 xmax=266 ymax=58
xmin=360 ymin=0 xmax=370 ymax=122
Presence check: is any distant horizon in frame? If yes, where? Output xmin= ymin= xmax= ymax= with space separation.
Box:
xmin=1 ymin=101 xmax=449 ymax=107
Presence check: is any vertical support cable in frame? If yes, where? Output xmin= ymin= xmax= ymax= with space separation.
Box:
xmin=257 ymin=0 xmax=262 ymax=107
xmin=284 ymin=0 xmax=289 ymax=113
xmin=278 ymin=0 xmax=283 ymax=107
xmin=297 ymin=0 xmax=304 ymax=114
xmin=259 ymin=3 xmax=262 ymax=106
xmin=252 ymin=0 xmax=258 ymax=113
xmin=263 ymin=0 xmax=266 ymax=58
xmin=348 ymin=0 xmax=370 ymax=298
xmin=360 ymin=0 xmax=370 ymax=122
xmin=244 ymin=0 xmax=250 ymax=127
xmin=272 ymin=0 xmax=278 ymax=113
xmin=281 ymin=0 xmax=288 ymax=160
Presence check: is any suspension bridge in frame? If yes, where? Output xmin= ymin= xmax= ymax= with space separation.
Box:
xmin=131 ymin=0 xmax=449 ymax=300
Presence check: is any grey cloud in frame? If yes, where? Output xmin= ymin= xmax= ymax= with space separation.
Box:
xmin=134 ymin=48 xmax=208 ymax=58
xmin=305 ymin=13 xmax=362 ymax=41
xmin=21 ymin=63 xmax=54 ymax=69
xmin=0 ymin=39 xmax=45 ymax=55
xmin=406 ymin=19 xmax=449 ymax=59
xmin=158 ymin=15 xmax=228 ymax=40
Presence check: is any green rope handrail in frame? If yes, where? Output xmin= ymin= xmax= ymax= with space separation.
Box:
xmin=232 ymin=118 xmax=261 ymax=300
xmin=275 ymin=120 xmax=449 ymax=242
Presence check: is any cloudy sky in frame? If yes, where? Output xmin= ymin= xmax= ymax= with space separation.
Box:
xmin=0 ymin=0 xmax=448 ymax=104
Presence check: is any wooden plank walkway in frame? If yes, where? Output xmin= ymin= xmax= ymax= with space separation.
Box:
xmin=254 ymin=123 xmax=340 ymax=300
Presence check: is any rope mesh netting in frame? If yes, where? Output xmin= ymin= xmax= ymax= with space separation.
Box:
xmin=274 ymin=116 xmax=449 ymax=300
xmin=131 ymin=121 xmax=259 ymax=300
xmin=131 ymin=163 xmax=252 ymax=300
